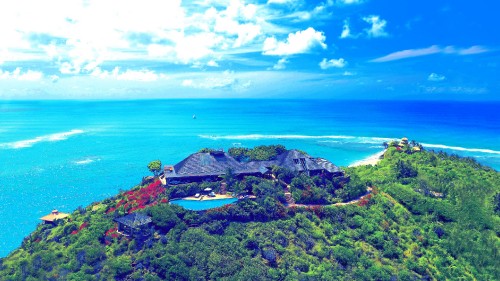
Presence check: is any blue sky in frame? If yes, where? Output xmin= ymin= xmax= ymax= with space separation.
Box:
xmin=0 ymin=0 xmax=498 ymax=100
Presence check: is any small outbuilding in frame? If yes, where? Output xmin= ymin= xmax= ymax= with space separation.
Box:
xmin=114 ymin=213 xmax=152 ymax=238
xmin=40 ymin=210 xmax=69 ymax=225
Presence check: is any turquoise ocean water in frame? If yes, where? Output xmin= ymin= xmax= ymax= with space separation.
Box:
xmin=0 ymin=99 xmax=499 ymax=257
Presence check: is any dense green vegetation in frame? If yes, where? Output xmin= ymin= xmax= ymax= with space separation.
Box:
xmin=147 ymin=160 xmax=161 ymax=177
xmin=1 ymin=146 xmax=499 ymax=280
xmin=228 ymin=144 xmax=286 ymax=161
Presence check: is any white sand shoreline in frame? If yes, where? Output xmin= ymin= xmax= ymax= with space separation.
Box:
xmin=349 ymin=149 xmax=386 ymax=167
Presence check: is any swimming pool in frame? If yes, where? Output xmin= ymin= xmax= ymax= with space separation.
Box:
xmin=170 ymin=198 xmax=238 ymax=211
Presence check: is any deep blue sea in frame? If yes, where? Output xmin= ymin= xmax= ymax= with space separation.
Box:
xmin=0 ymin=99 xmax=499 ymax=257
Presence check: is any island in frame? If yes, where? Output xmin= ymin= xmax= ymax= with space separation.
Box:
xmin=1 ymin=142 xmax=499 ymax=280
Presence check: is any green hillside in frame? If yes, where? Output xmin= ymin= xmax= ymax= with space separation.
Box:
xmin=1 ymin=146 xmax=499 ymax=280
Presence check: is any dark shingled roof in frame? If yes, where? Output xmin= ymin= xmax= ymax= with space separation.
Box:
xmin=114 ymin=213 xmax=152 ymax=228
xmin=315 ymin=157 xmax=342 ymax=174
xmin=165 ymin=149 xmax=342 ymax=179
xmin=167 ymin=151 xmax=247 ymax=178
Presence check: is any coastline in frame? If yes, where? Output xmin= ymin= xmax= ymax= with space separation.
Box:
xmin=181 ymin=194 xmax=234 ymax=201
xmin=348 ymin=149 xmax=386 ymax=167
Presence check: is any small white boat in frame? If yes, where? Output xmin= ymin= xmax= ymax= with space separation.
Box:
xmin=192 ymin=114 xmax=196 ymax=119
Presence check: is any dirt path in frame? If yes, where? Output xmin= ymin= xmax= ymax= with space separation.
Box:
xmin=286 ymin=187 xmax=373 ymax=208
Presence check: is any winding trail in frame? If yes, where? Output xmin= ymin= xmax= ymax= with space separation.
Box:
xmin=285 ymin=187 xmax=373 ymax=208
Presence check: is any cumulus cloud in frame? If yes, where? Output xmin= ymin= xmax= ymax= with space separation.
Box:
xmin=0 ymin=68 xmax=43 ymax=81
xmin=319 ymin=58 xmax=347 ymax=69
xmin=207 ymin=60 xmax=219 ymax=67
xmin=363 ymin=15 xmax=388 ymax=37
xmin=340 ymin=20 xmax=352 ymax=39
xmin=371 ymin=45 xmax=490 ymax=62
xmin=0 ymin=0 xmax=276 ymax=73
xmin=263 ymin=27 xmax=327 ymax=56
xmin=428 ymin=73 xmax=446 ymax=82
xmin=271 ymin=58 xmax=289 ymax=70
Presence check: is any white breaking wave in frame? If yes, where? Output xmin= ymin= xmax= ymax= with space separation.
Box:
xmin=0 ymin=129 xmax=84 ymax=149
xmin=200 ymin=134 xmax=365 ymax=141
xmin=198 ymin=134 xmax=500 ymax=156
xmin=421 ymin=143 xmax=500 ymax=155
xmin=74 ymin=158 xmax=95 ymax=165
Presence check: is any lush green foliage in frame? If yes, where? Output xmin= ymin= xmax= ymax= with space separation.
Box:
xmin=198 ymin=148 xmax=216 ymax=153
xmin=147 ymin=160 xmax=161 ymax=176
xmin=1 ymin=147 xmax=499 ymax=280
xmin=229 ymin=144 xmax=286 ymax=161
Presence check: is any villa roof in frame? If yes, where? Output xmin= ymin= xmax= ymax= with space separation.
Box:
xmin=40 ymin=210 xmax=69 ymax=222
xmin=114 ymin=213 xmax=152 ymax=228
xmin=167 ymin=151 xmax=247 ymax=178
xmin=165 ymin=149 xmax=342 ymax=180
xmin=314 ymin=157 xmax=342 ymax=173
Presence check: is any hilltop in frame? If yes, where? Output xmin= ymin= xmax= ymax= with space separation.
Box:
xmin=0 ymin=144 xmax=499 ymax=280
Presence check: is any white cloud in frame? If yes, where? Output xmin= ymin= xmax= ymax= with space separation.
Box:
xmin=0 ymin=68 xmax=43 ymax=81
xmin=0 ymin=0 xmax=279 ymax=72
xmin=421 ymin=86 xmax=488 ymax=95
xmin=428 ymin=73 xmax=446 ymax=82
xmin=371 ymin=45 xmax=490 ymax=62
xmin=180 ymin=70 xmax=251 ymax=90
xmin=182 ymin=79 xmax=193 ymax=86
xmin=267 ymin=0 xmax=296 ymax=4
xmin=363 ymin=15 xmax=388 ymax=37
xmin=340 ymin=20 xmax=351 ymax=39
xmin=207 ymin=60 xmax=219 ymax=67
xmin=337 ymin=0 xmax=364 ymax=4
xmin=272 ymin=58 xmax=289 ymax=70
xmin=50 ymin=75 xmax=60 ymax=83
xmin=319 ymin=58 xmax=347 ymax=69
xmin=263 ymin=27 xmax=327 ymax=56
xmin=444 ymin=45 xmax=489 ymax=55
xmin=92 ymin=67 xmax=163 ymax=82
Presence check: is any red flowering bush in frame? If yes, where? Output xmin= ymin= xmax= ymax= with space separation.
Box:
xmin=358 ymin=194 xmax=372 ymax=207
xmin=106 ymin=180 xmax=166 ymax=214
xmin=71 ymin=222 xmax=89 ymax=235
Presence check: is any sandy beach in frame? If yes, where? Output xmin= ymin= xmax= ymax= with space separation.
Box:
xmin=182 ymin=194 xmax=234 ymax=201
xmin=348 ymin=149 xmax=386 ymax=167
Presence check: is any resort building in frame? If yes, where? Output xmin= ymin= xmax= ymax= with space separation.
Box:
xmin=162 ymin=149 xmax=344 ymax=185
xmin=40 ymin=210 xmax=69 ymax=225
xmin=114 ymin=213 xmax=152 ymax=238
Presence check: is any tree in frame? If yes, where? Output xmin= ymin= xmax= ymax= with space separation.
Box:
xmin=147 ymin=160 xmax=162 ymax=176
xmin=494 ymin=193 xmax=500 ymax=215
xmin=395 ymin=160 xmax=418 ymax=179
xmin=221 ymin=168 xmax=237 ymax=191
xmin=228 ymin=147 xmax=250 ymax=162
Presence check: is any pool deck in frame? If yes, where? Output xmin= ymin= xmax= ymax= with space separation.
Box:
xmin=182 ymin=194 xmax=234 ymax=201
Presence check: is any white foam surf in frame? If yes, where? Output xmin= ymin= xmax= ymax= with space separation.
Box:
xmin=199 ymin=134 xmax=500 ymax=157
xmin=0 ymin=129 xmax=85 ymax=149
xmin=421 ymin=143 xmax=500 ymax=155
xmin=74 ymin=158 xmax=95 ymax=165
xmin=200 ymin=134 xmax=364 ymax=141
